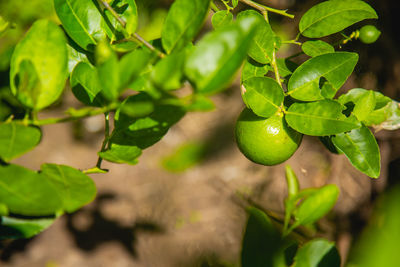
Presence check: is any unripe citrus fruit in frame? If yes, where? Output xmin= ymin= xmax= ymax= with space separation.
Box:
xmin=235 ymin=108 xmax=302 ymax=166
xmin=359 ymin=25 xmax=381 ymax=44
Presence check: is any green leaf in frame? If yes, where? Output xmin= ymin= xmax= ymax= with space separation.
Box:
xmin=10 ymin=20 xmax=68 ymax=110
xmin=287 ymin=52 xmax=358 ymax=101
xmin=292 ymin=239 xmax=340 ymax=267
xmin=161 ymin=0 xmax=210 ymax=54
xmin=301 ymin=40 xmax=334 ymax=57
xmin=162 ymin=141 xmax=207 ymax=172
xmin=98 ymin=144 xmax=142 ymax=165
xmin=40 ymin=164 xmax=97 ymax=213
xmin=293 ymin=184 xmax=339 ymax=227
xmin=285 ymin=100 xmax=361 ymax=136
xmin=285 ymin=165 xmax=299 ymax=199
xmin=237 ymin=10 xmax=275 ymax=64
xmin=232 ymin=0 xmax=239 ymax=8
xmin=70 ymin=62 xmax=104 ymax=106
xmin=241 ymin=207 xmax=283 ymax=267
xmin=0 ymin=164 xmax=62 ymax=216
xmin=211 ymin=10 xmax=233 ymax=29
xmin=299 ymin=0 xmax=378 ymax=38
xmin=0 ymin=122 xmax=41 ymax=162
xmin=54 ymin=0 xmax=105 ymax=50
xmin=348 ymin=185 xmax=400 ymax=267
xmin=104 ymin=0 xmax=138 ymax=37
xmin=66 ymin=36 xmax=91 ymax=74
xmin=112 ymin=99 xmax=186 ymax=149
xmin=332 ymin=125 xmax=380 ymax=178
xmin=242 ymin=77 xmax=284 ymax=118
xmin=0 ymin=216 xmax=57 ymax=239
xmin=184 ymin=94 xmax=215 ymax=112
xmin=338 ymin=88 xmax=392 ymax=126
xmin=377 ymin=101 xmax=400 ymax=130
xmin=151 ymin=48 xmax=188 ymax=91
xmin=185 ymin=15 xmax=259 ymax=95
xmin=0 ymin=16 xmax=10 ymax=36
xmin=95 ymin=42 xmax=120 ymax=100
xmin=119 ymin=47 xmax=155 ymax=90
xmin=241 ymin=57 xmax=271 ymax=82
xmin=276 ymin=58 xmax=298 ymax=79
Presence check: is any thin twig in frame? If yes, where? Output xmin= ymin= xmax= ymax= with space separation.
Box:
xmin=239 ymin=0 xmax=294 ymax=19
xmin=96 ymin=112 xmax=110 ymax=168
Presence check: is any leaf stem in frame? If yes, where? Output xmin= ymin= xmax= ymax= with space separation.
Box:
xmin=96 ymin=112 xmax=110 ymax=168
xmin=238 ymin=0 xmax=294 ymax=19
xmin=282 ymin=39 xmax=302 ymax=46
xmin=210 ymin=2 xmax=219 ymax=12
xmin=98 ymin=0 xmax=165 ymax=58
xmin=29 ymin=103 xmax=118 ymax=126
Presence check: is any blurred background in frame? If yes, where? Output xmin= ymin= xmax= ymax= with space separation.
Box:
xmin=1 ymin=0 xmax=400 ymax=266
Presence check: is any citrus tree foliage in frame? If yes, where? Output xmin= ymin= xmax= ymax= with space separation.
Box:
xmin=0 ymin=0 xmax=398 ymax=265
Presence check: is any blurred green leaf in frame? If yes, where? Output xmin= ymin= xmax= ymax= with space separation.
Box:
xmin=292 ymin=239 xmax=340 ymax=267
xmin=348 ymin=184 xmax=400 ymax=267
xmin=285 ymin=100 xmax=361 ymax=136
xmin=285 ymin=165 xmax=299 ymax=199
xmin=241 ymin=207 xmax=283 ymax=267
xmin=332 ymin=125 xmax=380 ymax=178
xmin=104 ymin=0 xmax=138 ymax=37
xmin=242 ymin=77 xmax=284 ymax=118
xmin=299 ymin=0 xmax=377 ymax=38
xmin=293 ymin=184 xmax=339 ymax=228
xmin=162 ymin=142 xmax=207 ymax=172
xmin=161 ymin=0 xmax=210 ymax=54
xmin=10 ymin=20 xmax=68 ymax=110
xmin=184 ymin=94 xmax=215 ymax=112
xmin=288 ymin=52 xmax=358 ymax=101
xmin=0 ymin=216 xmax=57 ymax=240
xmin=99 ymin=144 xmax=142 ymax=165
xmin=0 ymin=122 xmax=41 ymax=162
xmin=302 ymin=40 xmax=334 ymax=57
xmin=96 ymin=42 xmax=120 ymax=100
xmin=185 ymin=15 xmax=260 ymax=95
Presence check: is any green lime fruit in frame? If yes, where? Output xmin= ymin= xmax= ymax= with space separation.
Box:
xmin=235 ymin=108 xmax=302 ymax=166
xmin=359 ymin=25 xmax=381 ymax=44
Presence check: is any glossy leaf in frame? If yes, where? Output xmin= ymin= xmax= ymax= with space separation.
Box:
xmin=0 ymin=216 xmax=57 ymax=239
xmin=332 ymin=125 xmax=380 ymax=178
xmin=276 ymin=58 xmax=298 ymax=78
xmin=241 ymin=57 xmax=271 ymax=82
xmin=299 ymin=0 xmax=378 ymax=38
xmin=70 ymin=62 xmax=104 ymax=106
xmin=40 ymin=164 xmax=97 ymax=213
xmin=241 ymin=207 xmax=283 ymax=267
xmin=211 ymin=10 xmax=233 ymax=29
xmin=237 ymin=10 xmax=275 ymax=64
xmin=0 ymin=164 xmax=62 ymax=216
xmin=293 ymin=239 xmax=340 ymax=267
xmin=242 ymin=77 xmax=284 ymax=118
xmin=0 ymin=122 xmax=41 ymax=162
xmin=66 ymin=36 xmax=91 ymax=74
xmin=161 ymin=0 xmax=210 ymax=54
xmin=54 ymin=0 xmax=107 ymax=51
xmin=10 ymin=20 xmax=68 ymax=110
xmin=293 ymin=184 xmax=339 ymax=227
xmin=98 ymin=144 xmax=142 ymax=165
xmin=288 ymin=52 xmax=358 ymax=101
xmin=285 ymin=100 xmax=361 ymax=136
xmin=185 ymin=15 xmax=259 ymax=95
xmin=352 ymin=90 xmax=376 ymax=122
xmin=302 ymin=40 xmax=334 ymax=57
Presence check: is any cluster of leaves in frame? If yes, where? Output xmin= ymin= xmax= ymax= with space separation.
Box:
xmin=0 ymin=3 xmax=398 ymax=266
xmin=238 ymin=0 xmax=400 ymax=178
